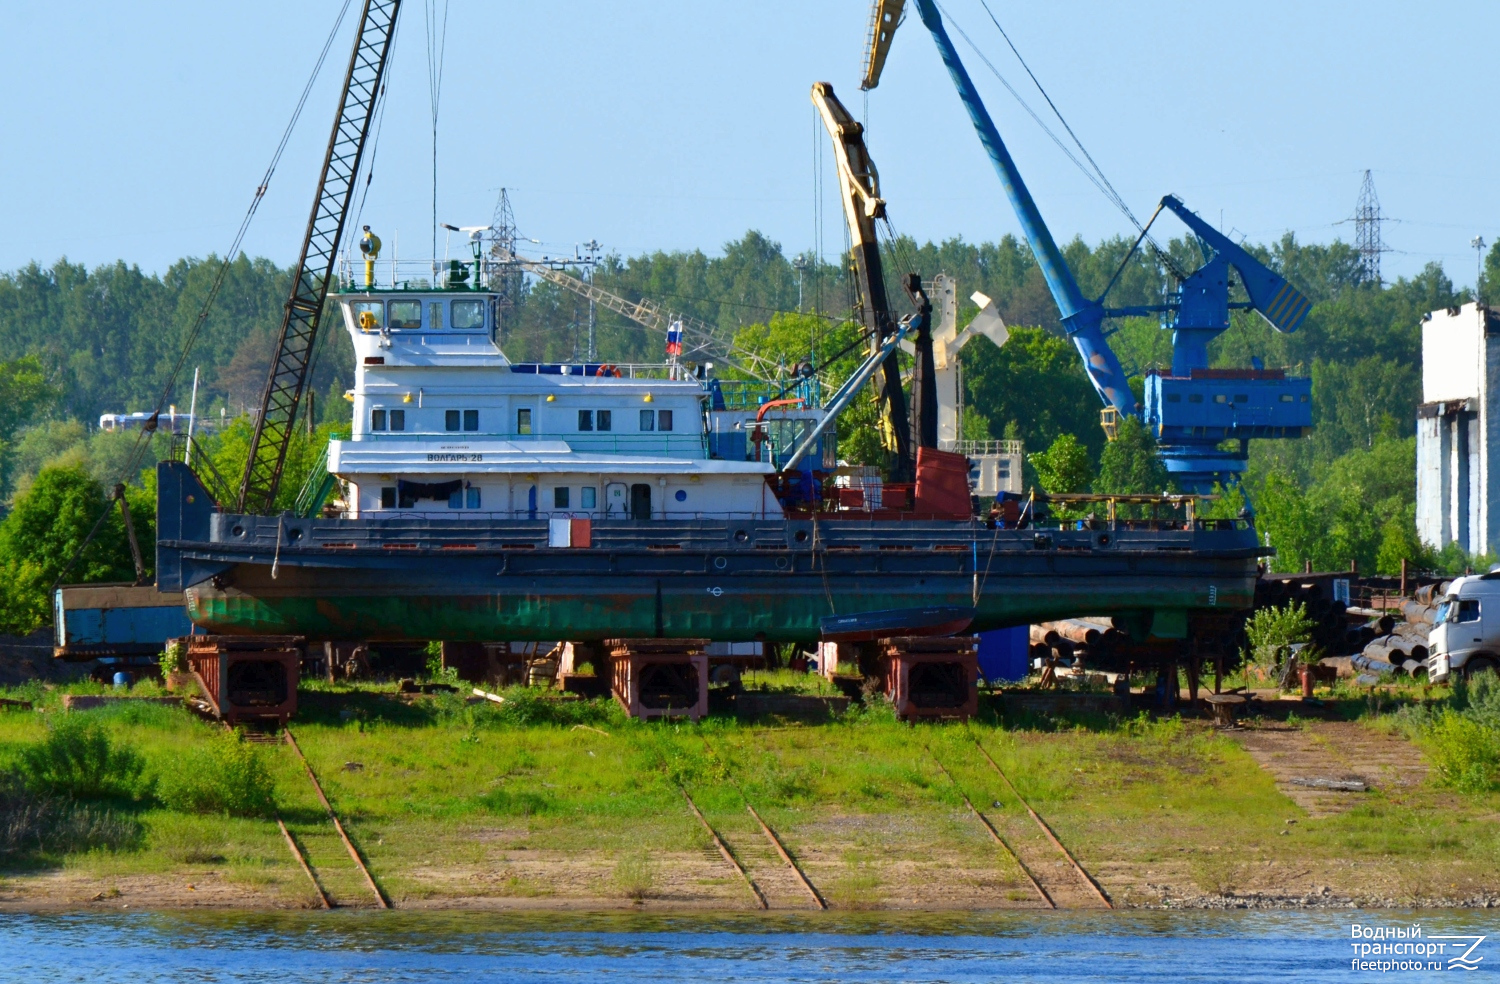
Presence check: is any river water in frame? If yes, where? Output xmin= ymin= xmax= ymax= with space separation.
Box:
xmin=1 ymin=909 xmax=1494 ymax=982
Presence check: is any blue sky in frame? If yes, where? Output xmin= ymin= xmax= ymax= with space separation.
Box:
xmin=4 ymin=1 xmax=1497 ymax=288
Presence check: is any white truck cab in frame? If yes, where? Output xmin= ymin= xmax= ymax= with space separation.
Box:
xmin=1426 ymin=572 xmax=1500 ymax=684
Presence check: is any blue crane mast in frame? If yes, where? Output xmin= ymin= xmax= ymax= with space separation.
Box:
xmin=865 ymin=0 xmax=1313 ymax=493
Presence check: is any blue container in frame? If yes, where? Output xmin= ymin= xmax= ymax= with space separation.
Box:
xmin=977 ymin=627 xmax=1028 ymax=682
xmin=112 ymin=671 xmax=134 ymax=690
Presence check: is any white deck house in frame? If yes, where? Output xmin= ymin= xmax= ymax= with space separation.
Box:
xmin=331 ymin=289 xmax=783 ymax=520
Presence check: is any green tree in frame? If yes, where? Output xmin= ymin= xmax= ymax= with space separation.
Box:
xmin=1093 ymin=416 xmax=1170 ymax=496
xmin=962 ymin=326 xmax=1104 ymax=461
xmin=1029 ymin=433 xmax=1092 ymax=494
xmin=0 ymin=466 xmax=147 ymax=634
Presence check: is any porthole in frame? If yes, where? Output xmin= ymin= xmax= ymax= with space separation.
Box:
xmin=733 ymin=529 xmax=749 ymax=543
xmin=674 ymin=489 xmax=687 ymax=502
xmin=793 ymin=530 xmax=809 ymax=543
xmin=775 ymin=556 xmax=789 ymax=570
xmin=231 ymin=525 xmax=244 ymax=537
xmin=713 ymin=556 xmax=728 ymax=570
xmin=288 ymin=528 xmax=303 ymax=541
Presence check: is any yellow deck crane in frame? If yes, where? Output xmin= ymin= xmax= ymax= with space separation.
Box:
xmin=810 ymin=81 xmax=936 ymax=482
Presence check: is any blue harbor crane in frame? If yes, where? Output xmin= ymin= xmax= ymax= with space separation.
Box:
xmin=862 ymin=0 xmax=1313 ymax=493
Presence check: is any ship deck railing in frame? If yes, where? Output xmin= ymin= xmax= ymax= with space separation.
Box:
xmin=344 ymin=432 xmax=712 ymax=457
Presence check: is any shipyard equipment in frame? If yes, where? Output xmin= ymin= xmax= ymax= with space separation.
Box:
xmin=237 ymin=0 xmax=400 ymax=513
xmin=863 ymin=0 xmax=1313 ymax=492
xmin=810 ymin=81 xmax=937 ymax=483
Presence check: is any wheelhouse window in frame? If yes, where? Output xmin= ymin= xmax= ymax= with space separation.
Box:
xmin=554 ymin=487 xmax=570 ymax=508
xmin=427 ymin=301 xmax=444 ymax=330
xmin=578 ymin=410 xmax=593 ymax=431
xmin=517 ymin=408 xmax=532 ymax=435
xmin=451 ymin=300 xmax=485 ymax=330
xmin=388 ymin=300 xmax=422 ymax=330
xmin=596 ymin=409 xmax=612 ymax=431
xmin=352 ymin=301 xmax=383 ymax=331
xmin=447 ymin=409 xmax=480 ymax=432
xmin=371 ymin=409 xmax=387 ymax=431
xmin=389 ymin=409 xmax=405 ymax=431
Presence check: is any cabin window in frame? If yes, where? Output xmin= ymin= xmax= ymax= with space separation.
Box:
xmin=639 ymin=409 xmax=655 ymax=431
xmin=452 ymin=300 xmax=485 ymax=330
xmin=352 ymin=301 xmax=382 ymax=330
xmin=596 ymin=409 xmax=612 ymax=431
xmin=1280 ymin=393 xmax=1294 ymax=402
xmin=517 ymin=408 xmax=532 ymax=435
xmin=1213 ymin=394 xmax=1228 ymax=404
xmin=1234 ymin=394 xmax=1248 ymax=403
xmin=389 ymin=409 xmax=405 ymax=431
xmin=388 ymin=301 xmax=422 ymax=330
xmin=1165 ymin=393 xmax=1181 ymax=403
xmin=1300 ymin=394 xmax=1310 ymax=402
xmin=464 ymin=409 xmax=478 ymax=431
xmin=580 ymin=486 xmax=596 ymax=509
xmin=467 ymin=486 xmax=481 ymax=509
xmin=380 ymin=487 xmax=396 ymax=509
xmin=446 ymin=410 xmax=461 ymax=431
xmin=371 ymin=409 xmax=387 ymax=431
xmin=448 ymin=489 xmax=463 ymax=508
xmin=578 ymin=410 xmax=593 ymax=431
xmin=428 ymin=302 xmax=444 ymax=330
xmin=658 ymin=409 xmax=673 ymax=431
xmin=1458 ymin=600 xmax=1481 ymax=623
xmin=554 ymin=487 xmax=570 ymax=508
xmin=1188 ymin=393 xmax=1204 ymax=403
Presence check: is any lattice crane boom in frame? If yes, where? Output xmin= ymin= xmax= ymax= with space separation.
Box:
xmin=237 ymin=0 xmax=401 ymax=514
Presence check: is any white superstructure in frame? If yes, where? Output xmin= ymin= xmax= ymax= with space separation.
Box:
xmin=329 ymin=286 xmax=795 ymax=520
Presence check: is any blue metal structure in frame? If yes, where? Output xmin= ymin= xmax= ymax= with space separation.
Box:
xmin=906 ymin=0 xmax=1313 ymax=492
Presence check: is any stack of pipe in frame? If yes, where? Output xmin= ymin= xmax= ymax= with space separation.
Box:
xmin=1352 ymin=580 xmax=1448 ymax=678
xmin=1030 ymin=619 xmax=1128 ymax=672
xmin=1254 ymin=577 xmax=1364 ymax=656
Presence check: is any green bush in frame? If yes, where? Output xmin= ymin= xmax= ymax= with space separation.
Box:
xmin=157 ymin=731 xmax=276 ymax=817
xmin=15 ymin=717 xmax=146 ymax=800
xmin=1427 ymin=710 xmax=1500 ymax=794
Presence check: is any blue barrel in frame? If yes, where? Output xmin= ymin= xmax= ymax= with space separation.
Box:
xmin=112 ymin=671 xmax=134 ymax=690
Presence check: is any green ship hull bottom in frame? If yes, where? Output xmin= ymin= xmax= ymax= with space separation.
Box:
xmin=186 ymin=565 xmax=1255 ymax=643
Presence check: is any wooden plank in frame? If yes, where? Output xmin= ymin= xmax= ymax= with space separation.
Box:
xmin=745 ymin=803 xmax=825 ymax=910
xmin=283 ymin=727 xmax=390 ymax=909
xmin=973 ymin=739 xmax=1112 ymax=908
xmin=679 ymin=787 xmax=767 ymax=910
xmin=276 ymin=817 xmax=333 ymax=909
xmin=926 ymin=747 xmax=1053 ymax=908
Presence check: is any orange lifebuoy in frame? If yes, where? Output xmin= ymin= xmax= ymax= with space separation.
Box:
xmin=595 ymin=364 xmax=622 ymax=378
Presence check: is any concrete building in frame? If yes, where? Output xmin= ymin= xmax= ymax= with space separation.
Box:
xmin=1417 ymin=302 xmax=1500 ymax=555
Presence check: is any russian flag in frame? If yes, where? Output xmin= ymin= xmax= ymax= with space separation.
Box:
xmin=666 ymin=319 xmax=683 ymax=356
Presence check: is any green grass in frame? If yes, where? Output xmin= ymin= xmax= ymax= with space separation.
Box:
xmin=0 ymin=676 xmax=1497 ymax=906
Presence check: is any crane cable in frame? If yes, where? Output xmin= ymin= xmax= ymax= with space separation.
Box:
xmin=48 ymin=0 xmax=357 ymax=591
xmin=935 ymin=1 xmax=1182 ymax=281
xmin=425 ymin=0 xmax=450 ymax=266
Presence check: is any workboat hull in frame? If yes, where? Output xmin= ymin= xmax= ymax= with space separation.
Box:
xmin=157 ymin=464 xmax=1264 ymax=644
